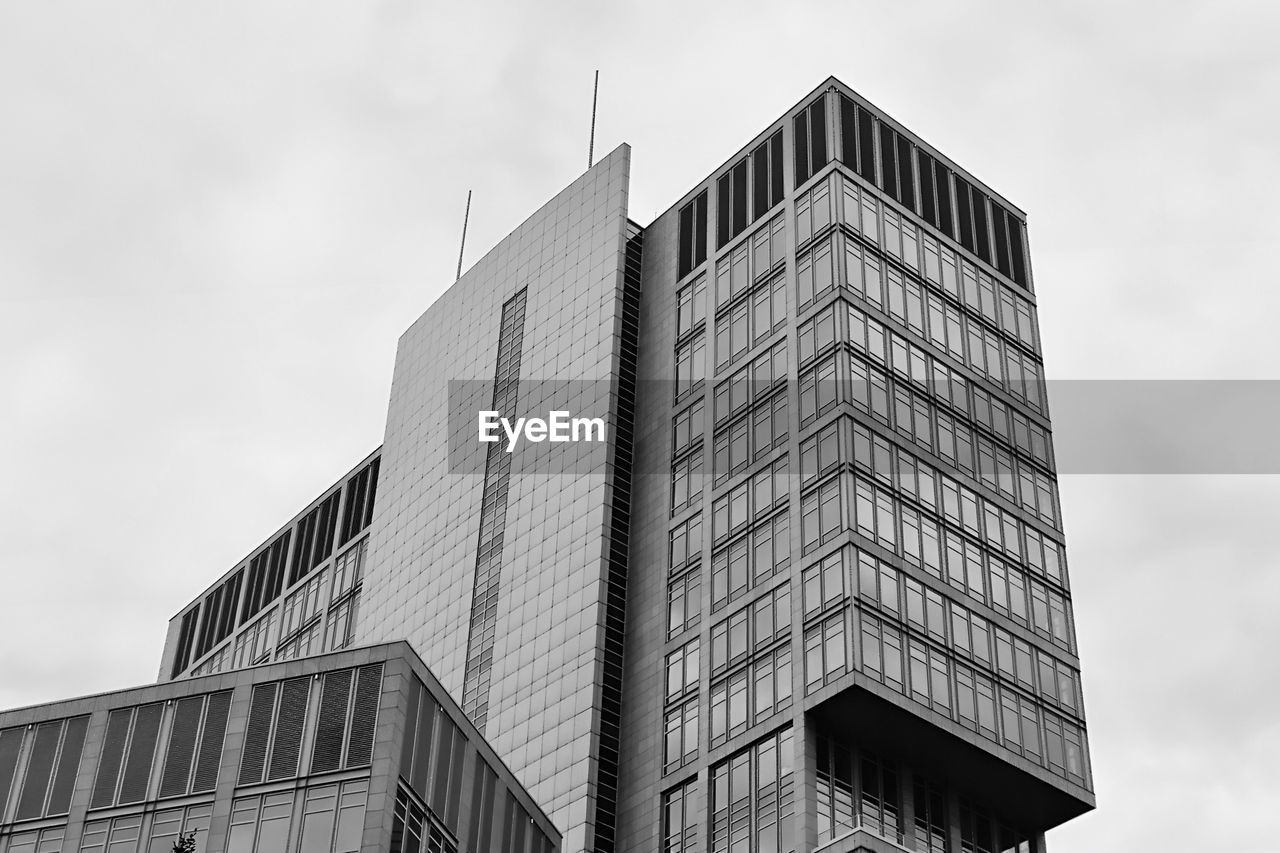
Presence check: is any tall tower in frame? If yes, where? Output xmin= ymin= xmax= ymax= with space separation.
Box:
xmin=155 ymin=77 xmax=1092 ymax=852
xmin=614 ymin=78 xmax=1091 ymax=852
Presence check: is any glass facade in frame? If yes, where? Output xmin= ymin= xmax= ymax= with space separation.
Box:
xmin=357 ymin=146 xmax=635 ymax=852
xmin=134 ymin=76 xmax=1089 ymax=853
xmin=0 ymin=645 xmax=558 ymax=853
xmin=618 ymin=79 xmax=1090 ymax=852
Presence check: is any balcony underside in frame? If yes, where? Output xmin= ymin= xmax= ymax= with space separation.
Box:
xmin=810 ymin=682 xmax=1094 ymax=834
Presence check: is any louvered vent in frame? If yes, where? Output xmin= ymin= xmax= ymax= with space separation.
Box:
xmin=266 ymin=677 xmax=310 ymax=781
xmin=311 ymin=669 xmax=352 ymax=774
xmin=345 ymin=664 xmax=381 ymax=768
xmin=160 ymin=697 xmax=203 ymax=798
xmin=238 ymin=684 xmax=277 ymax=785
xmin=46 ymin=716 xmax=88 ymax=815
xmin=0 ymin=728 xmax=25 ymax=820
xmin=91 ymin=709 xmax=132 ymax=808
xmin=192 ymin=691 xmax=231 ymax=793
xmin=14 ymin=721 xmax=60 ymax=819
xmin=118 ymin=703 xmax=162 ymax=804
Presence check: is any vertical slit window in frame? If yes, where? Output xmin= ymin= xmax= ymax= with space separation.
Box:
xmin=1008 ymin=212 xmax=1028 ymax=287
xmin=918 ymin=151 xmax=937 ymax=227
xmin=992 ymin=206 xmax=1012 ymax=278
xmin=857 ymin=104 xmax=877 ymax=185
xmin=879 ymin=124 xmax=897 ymax=200
xmin=973 ymin=190 xmax=991 ymax=263
xmin=954 ymin=177 xmax=975 ymax=253
xmin=897 ymin=135 xmax=915 ymax=211
xmin=751 ymin=130 xmax=784 ymax=220
xmin=795 ymin=96 xmax=829 ymax=187
xmin=935 ymin=162 xmax=953 ymax=238
xmin=678 ymin=191 xmax=709 ymax=279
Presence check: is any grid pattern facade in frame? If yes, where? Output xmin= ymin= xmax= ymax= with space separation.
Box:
xmin=161 ymin=452 xmax=381 ymax=683
xmin=0 ymin=645 xmax=558 ymax=853
xmin=617 ymin=79 xmax=1090 ymax=852
xmin=357 ymin=146 xmax=634 ymax=853
xmin=130 ymin=75 xmax=1090 ymax=853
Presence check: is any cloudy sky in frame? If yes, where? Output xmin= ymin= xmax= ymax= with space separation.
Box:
xmin=2 ymin=2 xmax=1278 ymax=849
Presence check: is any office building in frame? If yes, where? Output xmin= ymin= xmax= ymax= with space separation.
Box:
xmin=8 ymin=76 xmax=1093 ymax=852
xmin=0 ymin=643 xmax=559 ymax=853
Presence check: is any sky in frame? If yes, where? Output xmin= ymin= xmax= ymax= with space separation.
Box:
xmin=2 ymin=1 xmax=1279 ymax=849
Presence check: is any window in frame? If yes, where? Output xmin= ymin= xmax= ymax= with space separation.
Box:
xmin=330 ymin=539 xmax=366 ymax=604
xmin=814 ymin=732 xmax=855 ymax=844
xmin=279 ymin=569 xmax=327 ymax=641
xmin=669 ymin=514 xmax=703 ymax=573
xmin=389 ymin=785 xmax=457 ymax=853
xmin=803 ymin=612 xmax=848 ymax=691
xmin=338 ymin=457 xmax=379 ymax=547
xmin=798 ymin=301 xmax=839 ymax=366
xmin=801 ymin=547 xmax=848 ymax=617
xmin=714 ymin=342 xmax=786 ymax=427
xmin=859 ymin=612 xmax=905 ymax=692
xmin=678 ymin=190 xmax=709 ymax=279
xmin=711 ymin=457 xmax=789 ymax=543
xmin=751 ymin=215 xmax=787 ymax=280
xmin=960 ymin=801 xmax=1038 ymax=853
xmin=662 ymin=779 xmax=699 ymax=853
xmin=144 ymin=804 xmax=213 ymax=853
xmin=675 ymin=333 xmax=706 ymax=399
xmin=877 ymin=123 xmax=917 ymax=212
xmin=794 ymin=96 xmax=829 ymax=187
xmin=800 ymin=474 xmax=844 ymax=552
xmin=711 ymin=509 xmax=789 ymax=610
xmin=713 ymin=392 xmax=786 ymax=483
xmin=668 ymin=567 xmax=701 ymax=639
xmin=794 ymin=177 xmax=833 ymax=247
xmin=232 ymin=609 xmax=276 ymax=669
xmin=709 ymin=644 xmax=792 ymax=746
xmin=195 ymin=569 xmax=243 ymax=661
xmin=228 ymin=792 xmax=293 ymax=853
xmin=913 ymin=778 xmax=949 ymax=853
xmin=717 ymin=157 xmax=750 ymax=248
xmin=714 ymin=242 xmax=751 ymax=308
xmin=752 ymin=129 xmax=785 ymax=219
xmin=290 ymin=490 xmax=340 ymax=585
xmin=325 ymin=596 xmax=358 ymax=652
xmin=671 ymin=454 xmax=704 ymax=515
xmin=7 ymin=827 xmax=66 ymax=853
xmin=796 ymin=235 xmax=836 ymax=307
xmin=710 ymin=729 xmax=795 ymax=853
xmin=666 ymin=639 xmax=700 ymax=701
xmin=664 ymin=699 xmax=699 ymax=772
xmin=837 ymin=95 xmax=875 ymax=183
xmin=858 ymin=751 xmax=901 ymax=840
xmin=676 ymin=274 xmax=707 ymax=338
xmin=241 ymin=531 xmax=291 ymax=624
xmin=673 ymin=400 xmax=705 ymax=459
xmin=298 ymin=781 xmax=369 ymax=853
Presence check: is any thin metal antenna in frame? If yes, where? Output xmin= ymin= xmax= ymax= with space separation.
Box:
xmin=588 ymin=70 xmax=599 ymax=168
xmin=456 ymin=189 xmax=472 ymax=281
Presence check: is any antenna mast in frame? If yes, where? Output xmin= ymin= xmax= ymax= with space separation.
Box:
xmin=456 ymin=189 xmax=472 ymax=281
xmin=588 ymin=70 xmax=599 ymax=168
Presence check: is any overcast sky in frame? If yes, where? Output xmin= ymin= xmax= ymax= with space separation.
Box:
xmin=2 ymin=2 xmax=1279 ymax=850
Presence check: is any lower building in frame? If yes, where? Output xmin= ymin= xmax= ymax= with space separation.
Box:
xmin=0 ymin=643 xmax=559 ymax=853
